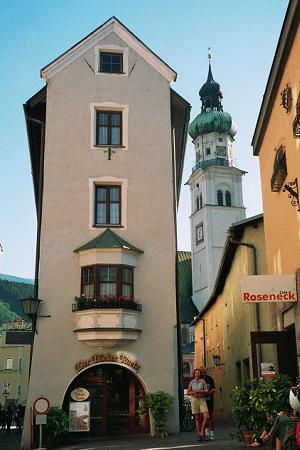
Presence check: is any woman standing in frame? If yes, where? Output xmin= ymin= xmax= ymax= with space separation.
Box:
xmin=187 ymin=368 xmax=209 ymax=441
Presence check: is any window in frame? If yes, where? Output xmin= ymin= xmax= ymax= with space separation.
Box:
xmin=96 ymin=111 xmax=122 ymax=146
xmin=17 ymin=385 xmax=22 ymax=396
xmin=81 ymin=265 xmax=134 ymax=299
xmin=99 ymin=52 xmax=123 ymax=73
xmin=217 ymin=190 xmax=223 ymax=206
xmin=4 ymin=358 xmax=13 ymax=370
xmin=95 ymin=185 xmax=121 ymax=226
xmin=270 ymin=145 xmax=287 ymax=192
xmin=196 ymin=196 xmax=200 ymax=211
xmin=205 ymin=147 xmax=211 ymax=155
xmin=182 ymin=362 xmax=190 ymax=375
xmin=195 ymin=222 xmax=204 ymax=245
xmin=225 ymin=190 xmax=232 ymax=206
xmin=18 ymin=358 xmax=23 ymax=371
xmin=200 ymin=193 xmax=203 ymax=208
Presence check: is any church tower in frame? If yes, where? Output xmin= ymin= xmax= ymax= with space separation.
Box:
xmin=187 ymin=56 xmax=246 ymax=311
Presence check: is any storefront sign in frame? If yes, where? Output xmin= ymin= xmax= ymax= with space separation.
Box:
xmin=75 ymin=353 xmax=140 ymax=373
xmin=6 ymin=331 xmax=32 ymax=345
xmin=69 ymin=401 xmax=90 ymax=432
xmin=241 ymin=274 xmax=297 ymax=303
xmin=71 ymin=388 xmax=89 ymax=402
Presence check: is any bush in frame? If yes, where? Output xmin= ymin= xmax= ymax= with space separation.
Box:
xmin=42 ymin=407 xmax=69 ymax=448
xmin=231 ymin=374 xmax=291 ymax=435
xmin=140 ymin=391 xmax=174 ymax=437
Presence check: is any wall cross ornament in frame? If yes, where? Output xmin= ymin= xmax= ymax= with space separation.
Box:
xmin=280 ymin=83 xmax=292 ymax=113
xmin=104 ymin=147 xmax=115 ymax=160
xmin=283 ymin=178 xmax=300 ymax=211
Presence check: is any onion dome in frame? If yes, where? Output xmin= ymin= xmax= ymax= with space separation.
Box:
xmin=199 ymin=63 xmax=223 ymax=112
xmin=189 ymin=110 xmax=237 ymax=140
xmin=188 ymin=59 xmax=237 ymax=140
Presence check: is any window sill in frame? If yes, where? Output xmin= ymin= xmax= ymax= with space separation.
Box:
xmin=93 ymin=225 xmax=124 ymax=228
xmin=93 ymin=145 xmax=125 ymax=149
xmin=98 ymin=71 xmax=126 ymax=75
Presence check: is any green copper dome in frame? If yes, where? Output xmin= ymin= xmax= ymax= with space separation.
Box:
xmin=188 ymin=110 xmax=237 ymax=140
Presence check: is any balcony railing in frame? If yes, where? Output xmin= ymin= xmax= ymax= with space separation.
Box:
xmin=72 ymin=296 xmax=142 ymax=312
xmin=192 ymin=157 xmax=230 ymax=173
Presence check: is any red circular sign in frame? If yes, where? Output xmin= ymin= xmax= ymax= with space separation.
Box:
xmin=33 ymin=396 xmax=50 ymax=415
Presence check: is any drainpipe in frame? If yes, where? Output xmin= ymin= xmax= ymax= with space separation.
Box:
xmin=228 ymin=230 xmax=262 ymax=375
xmin=199 ymin=319 xmax=207 ymax=366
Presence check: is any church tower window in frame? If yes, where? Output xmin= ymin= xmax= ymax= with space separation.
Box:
xmin=225 ymin=190 xmax=232 ymax=206
xmin=217 ymin=190 xmax=223 ymax=206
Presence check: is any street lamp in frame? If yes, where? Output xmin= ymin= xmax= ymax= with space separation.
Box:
xmin=19 ymin=297 xmax=50 ymax=373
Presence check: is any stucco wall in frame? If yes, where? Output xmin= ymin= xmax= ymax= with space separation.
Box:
xmin=195 ymin=219 xmax=276 ymax=418
xmin=24 ymin=30 xmax=179 ymax=444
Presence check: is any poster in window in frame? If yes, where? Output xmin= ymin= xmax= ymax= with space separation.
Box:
xmin=196 ymin=223 xmax=204 ymax=245
xmin=69 ymin=401 xmax=90 ymax=432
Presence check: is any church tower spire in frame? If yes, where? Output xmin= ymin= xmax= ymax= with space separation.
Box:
xmin=187 ymin=58 xmax=246 ymax=311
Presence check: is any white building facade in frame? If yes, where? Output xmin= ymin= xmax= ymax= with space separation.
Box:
xmin=22 ymin=17 xmax=190 ymax=448
xmin=187 ymin=61 xmax=246 ymax=311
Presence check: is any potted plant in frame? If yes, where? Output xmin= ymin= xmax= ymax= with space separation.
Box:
xmin=231 ymin=375 xmax=291 ymax=446
xmin=140 ymin=390 xmax=174 ymax=437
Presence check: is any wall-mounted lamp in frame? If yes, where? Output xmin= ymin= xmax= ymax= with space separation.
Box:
xmin=212 ymin=354 xmax=224 ymax=368
xmin=19 ymin=297 xmax=51 ymax=373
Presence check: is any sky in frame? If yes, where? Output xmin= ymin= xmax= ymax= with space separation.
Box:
xmin=0 ymin=0 xmax=289 ymax=279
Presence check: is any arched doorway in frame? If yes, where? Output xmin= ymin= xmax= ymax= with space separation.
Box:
xmin=63 ymin=364 xmax=149 ymax=436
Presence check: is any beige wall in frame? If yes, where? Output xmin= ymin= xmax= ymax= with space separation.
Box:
xmin=24 ymin=30 xmax=179 ymax=445
xmin=258 ymin=25 xmax=300 ymax=277
xmin=195 ymin=220 xmax=276 ymax=418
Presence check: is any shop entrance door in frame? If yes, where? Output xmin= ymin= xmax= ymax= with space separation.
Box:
xmin=64 ymin=364 xmax=149 ymax=436
xmin=251 ymin=330 xmax=297 ymax=382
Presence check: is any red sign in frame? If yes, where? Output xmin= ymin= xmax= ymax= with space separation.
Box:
xmin=33 ymin=396 xmax=50 ymax=415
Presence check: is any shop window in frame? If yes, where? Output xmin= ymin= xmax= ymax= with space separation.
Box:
xmin=81 ymin=265 xmax=133 ymax=299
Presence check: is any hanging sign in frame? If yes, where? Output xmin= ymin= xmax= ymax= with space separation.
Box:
xmin=71 ymin=388 xmax=89 ymax=402
xmin=241 ymin=274 xmax=297 ymax=303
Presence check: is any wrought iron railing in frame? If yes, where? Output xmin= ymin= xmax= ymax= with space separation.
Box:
xmin=72 ymin=296 xmax=142 ymax=312
xmin=192 ymin=158 xmax=230 ymax=173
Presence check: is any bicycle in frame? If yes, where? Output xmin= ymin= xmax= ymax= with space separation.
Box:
xmin=182 ymin=398 xmax=195 ymax=432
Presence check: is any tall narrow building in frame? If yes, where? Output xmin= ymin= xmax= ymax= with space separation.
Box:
xmin=187 ymin=58 xmax=246 ymax=311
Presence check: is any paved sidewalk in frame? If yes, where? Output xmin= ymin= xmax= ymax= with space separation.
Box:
xmin=0 ymin=422 xmax=245 ymax=450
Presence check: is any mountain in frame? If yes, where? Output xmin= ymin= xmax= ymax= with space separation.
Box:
xmin=0 ymin=279 xmax=34 ymax=326
xmin=0 ymin=273 xmax=34 ymax=284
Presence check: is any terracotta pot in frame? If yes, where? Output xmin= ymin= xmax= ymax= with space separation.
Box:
xmin=242 ymin=430 xmax=254 ymax=446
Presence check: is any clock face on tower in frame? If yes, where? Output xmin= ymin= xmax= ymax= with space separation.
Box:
xmin=216 ymin=146 xmax=226 ymax=156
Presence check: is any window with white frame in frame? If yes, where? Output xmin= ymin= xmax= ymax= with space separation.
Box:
xmin=95 ymin=45 xmax=129 ymax=76
xmin=4 ymin=358 xmax=13 ymax=370
xmin=90 ymin=103 xmax=128 ymax=150
xmin=89 ymin=177 xmax=128 ymax=229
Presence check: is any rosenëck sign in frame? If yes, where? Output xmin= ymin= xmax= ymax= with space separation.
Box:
xmin=241 ymin=274 xmax=297 ymax=303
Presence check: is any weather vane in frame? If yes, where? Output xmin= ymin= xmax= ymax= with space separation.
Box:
xmin=208 ymin=47 xmax=212 ymax=60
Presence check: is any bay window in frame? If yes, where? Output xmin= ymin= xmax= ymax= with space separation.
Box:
xmin=81 ymin=265 xmax=133 ymax=299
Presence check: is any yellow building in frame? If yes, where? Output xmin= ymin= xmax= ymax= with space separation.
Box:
xmin=0 ymin=320 xmax=30 ymax=407
xmin=252 ymin=0 xmax=300 ymax=375
xmin=193 ymin=215 xmax=280 ymax=418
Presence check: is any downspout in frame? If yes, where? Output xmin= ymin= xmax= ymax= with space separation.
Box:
xmin=199 ymin=319 xmax=206 ymax=366
xmin=228 ymin=231 xmax=262 ymax=372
